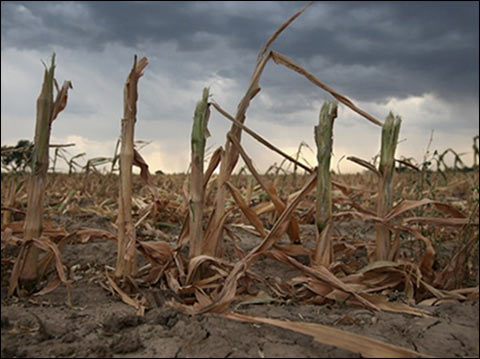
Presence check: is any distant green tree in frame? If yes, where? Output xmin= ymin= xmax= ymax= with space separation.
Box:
xmin=1 ymin=139 xmax=33 ymax=172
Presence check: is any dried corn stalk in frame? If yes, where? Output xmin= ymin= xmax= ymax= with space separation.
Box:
xmin=16 ymin=53 xmax=72 ymax=291
xmin=313 ymin=101 xmax=337 ymax=267
xmin=227 ymin=133 xmax=301 ymax=243
xmin=223 ymin=312 xmax=432 ymax=358
xmin=376 ymin=112 xmax=401 ymax=261
xmin=189 ymin=88 xmax=210 ymax=258
xmin=115 ymin=55 xmax=148 ymax=279
xmin=2 ymin=181 xmax=19 ymax=226
xmin=207 ymin=7 xmax=384 ymax=256
xmin=207 ymin=2 xmax=313 ymax=257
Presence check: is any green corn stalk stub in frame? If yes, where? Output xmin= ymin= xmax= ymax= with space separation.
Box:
xmin=189 ymin=87 xmax=210 ymax=258
xmin=380 ymin=112 xmax=401 ymax=208
xmin=191 ymin=88 xmax=210 ymax=159
xmin=315 ymin=101 xmax=337 ymax=233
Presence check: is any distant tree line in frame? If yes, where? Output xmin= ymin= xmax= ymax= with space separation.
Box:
xmin=1 ymin=139 xmax=33 ymax=172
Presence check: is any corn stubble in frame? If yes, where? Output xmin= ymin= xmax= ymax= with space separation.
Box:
xmin=116 ymin=55 xmax=148 ymax=279
xmin=313 ymin=101 xmax=337 ymax=267
xmin=9 ymin=53 xmax=72 ymax=295
xmin=376 ymin=112 xmax=402 ymax=261
xmin=189 ymin=88 xmax=210 ymax=258
xmin=2 ymin=3 xmax=479 ymax=358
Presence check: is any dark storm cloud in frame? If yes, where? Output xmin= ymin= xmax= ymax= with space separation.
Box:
xmin=0 ymin=1 xmax=276 ymax=52
xmin=1 ymin=1 xmax=478 ymax=104
xmin=271 ymin=2 xmax=479 ymax=102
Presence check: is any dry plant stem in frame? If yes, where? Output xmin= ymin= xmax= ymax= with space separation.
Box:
xmin=228 ymin=133 xmax=301 ymax=243
xmin=240 ymin=175 xmax=254 ymax=225
xmin=210 ymin=102 xmax=313 ymax=173
xmin=189 ymin=88 xmax=210 ymax=258
xmin=376 ymin=112 xmax=401 ymax=261
xmin=209 ymin=3 xmax=312 ymax=257
xmin=211 ymin=100 xmax=355 ymax=198
xmin=19 ymin=55 xmax=56 ymax=287
xmin=176 ymin=147 xmax=222 ymax=252
xmin=17 ymin=54 xmax=72 ymax=289
xmin=313 ymin=101 xmax=337 ymax=266
xmin=111 ymin=138 xmax=121 ymax=173
xmin=2 ymin=181 xmax=16 ymax=226
xmin=293 ymin=142 xmax=307 ymax=185
xmin=209 ymin=53 xmax=270 ymax=256
xmin=115 ymin=55 xmax=148 ymax=279
xmin=223 ymin=312 xmax=432 ymax=358
xmin=226 ymin=181 xmax=268 ymax=238
xmin=256 ymin=1 xmax=313 ymax=65
xmin=270 ymin=51 xmax=382 ymax=128
xmin=210 ymin=6 xmax=381 ymax=254
xmin=197 ymin=171 xmax=318 ymax=314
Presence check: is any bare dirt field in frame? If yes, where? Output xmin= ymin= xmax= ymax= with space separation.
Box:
xmin=2 ymin=219 xmax=478 ymax=358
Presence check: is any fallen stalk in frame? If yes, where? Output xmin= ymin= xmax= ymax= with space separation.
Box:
xmin=210 ymin=101 xmax=313 ymax=173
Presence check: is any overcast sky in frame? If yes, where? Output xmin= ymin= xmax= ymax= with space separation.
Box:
xmin=1 ymin=1 xmax=479 ymax=174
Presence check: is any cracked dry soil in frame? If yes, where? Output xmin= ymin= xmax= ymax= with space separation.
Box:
xmin=1 ymin=227 xmax=479 ymax=358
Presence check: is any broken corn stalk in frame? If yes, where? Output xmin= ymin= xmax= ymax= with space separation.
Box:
xmin=115 ymin=55 xmax=148 ymax=279
xmin=189 ymin=87 xmax=210 ymax=258
xmin=376 ymin=112 xmax=401 ymax=261
xmin=18 ymin=55 xmax=56 ymax=289
xmin=313 ymin=101 xmax=337 ymax=266
xmin=15 ymin=53 xmax=72 ymax=292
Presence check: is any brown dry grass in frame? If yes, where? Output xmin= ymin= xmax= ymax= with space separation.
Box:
xmin=1 ymin=166 xmax=478 ymax=356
